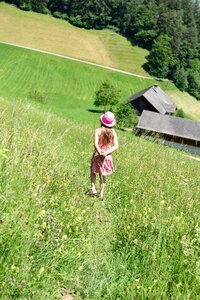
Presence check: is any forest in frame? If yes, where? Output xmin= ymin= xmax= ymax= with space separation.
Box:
xmin=3 ymin=0 xmax=200 ymax=100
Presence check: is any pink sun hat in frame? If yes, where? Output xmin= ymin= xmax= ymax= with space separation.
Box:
xmin=100 ymin=111 xmax=116 ymax=127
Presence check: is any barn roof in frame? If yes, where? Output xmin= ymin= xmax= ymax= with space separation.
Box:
xmin=130 ymin=85 xmax=176 ymax=114
xmin=137 ymin=110 xmax=200 ymax=142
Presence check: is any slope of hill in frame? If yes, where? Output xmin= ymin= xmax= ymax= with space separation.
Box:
xmin=0 ymin=42 xmax=200 ymax=121
xmin=0 ymin=96 xmax=199 ymax=299
xmin=1 ymin=2 xmax=200 ymax=120
xmin=0 ymin=4 xmax=200 ymax=299
xmin=0 ymin=2 xmax=149 ymax=77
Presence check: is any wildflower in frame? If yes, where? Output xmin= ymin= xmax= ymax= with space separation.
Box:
xmin=41 ymin=222 xmax=47 ymax=229
xmin=8 ymin=277 xmax=14 ymax=283
xmin=11 ymin=265 xmax=19 ymax=272
xmin=39 ymin=210 xmax=46 ymax=217
xmin=136 ymin=285 xmax=140 ymax=289
xmin=38 ymin=267 xmax=45 ymax=276
xmin=21 ymin=280 xmax=26 ymax=288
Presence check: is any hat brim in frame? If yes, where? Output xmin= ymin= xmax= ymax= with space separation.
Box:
xmin=100 ymin=114 xmax=116 ymax=127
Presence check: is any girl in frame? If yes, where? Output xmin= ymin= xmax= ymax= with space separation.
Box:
xmin=88 ymin=111 xmax=118 ymax=199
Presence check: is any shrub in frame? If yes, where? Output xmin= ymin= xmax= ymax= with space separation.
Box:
xmin=106 ymin=25 xmax=120 ymax=33
xmin=29 ymin=90 xmax=49 ymax=104
xmin=69 ymin=15 xmax=85 ymax=28
xmin=62 ymin=13 xmax=69 ymax=21
xmin=175 ymin=108 xmax=185 ymax=118
xmin=43 ymin=8 xmax=51 ymax=15
xmin=19 ymin=3 xmax=31 ymax=11
xmin=53 ymin=11 xmax=63 ymax=19
xmin=115 ymin=102 xmax=138 ymax=128
xmin=94 ymin=81 xmax=121 ymax=111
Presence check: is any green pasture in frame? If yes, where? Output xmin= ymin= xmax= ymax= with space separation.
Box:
xmin=0 ymin=42 xmax=200 ymax=122
xmin=0 ymin=42 xmax=154 ymax=125
xmin=0 ymin=2 xmax=149 ymax=76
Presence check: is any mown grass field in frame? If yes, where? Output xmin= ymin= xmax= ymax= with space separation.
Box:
xmin=0 ymin=42 xmax=200 ymax=121
xmin=0 ymin=42 xmax=157 ymax=125
xmin=0 ymin=2 xmax=149 ymax=76
xmin=0 ymin=40 xmax=200 ymax=299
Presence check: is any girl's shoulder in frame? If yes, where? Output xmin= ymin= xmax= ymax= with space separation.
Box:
xmin=94 ymin=127 xmax=102 ymax=134
xmin=111 ymin=128 xmax=117 ymax=135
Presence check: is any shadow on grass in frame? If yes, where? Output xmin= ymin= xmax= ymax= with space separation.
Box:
xmin=142 ymin=62 xmax=164 ymax=82
xmin=87 ymin=109 xmax=104 ymax=114
xmin=116 ymin=126 xmax=134 ymax=133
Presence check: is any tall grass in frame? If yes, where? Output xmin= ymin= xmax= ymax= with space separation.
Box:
xmin=0 ymin=98 xmax=199 ymax=299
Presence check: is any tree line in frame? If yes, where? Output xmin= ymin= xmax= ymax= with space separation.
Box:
xmin=3 ymin=0 xmax=200 ymax=100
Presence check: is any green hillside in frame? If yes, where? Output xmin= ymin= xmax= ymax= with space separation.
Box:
xmin=0 ymin=42 xmax=157 ymax=124
xmin=0 ymin=2 xmax=200 ymax=120
xmin=0 ymin=42 xmax=200 ymax=121
xmin=0 ymin=2 xmax=149 ymax=77
xmin=0 ymin=41 xmax=200 ymax=299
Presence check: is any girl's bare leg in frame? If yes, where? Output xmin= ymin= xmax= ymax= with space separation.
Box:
xmin=91 ymin=170 xmax=97 ymax=193
xmin=99 ymin=174 xmax=105 ymax=199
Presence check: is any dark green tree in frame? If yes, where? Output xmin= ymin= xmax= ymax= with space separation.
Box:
xmin=147 ymin=35 xmax=176 ymax=78
xmin=173 ymin=66 xmax=188 ymax=91
xmin=31 ymin=0 xmax=49 ymax=13
xmin=48 ymin=0 xmax=71 ymax=13
xmin=69 ymin=0 xmax=112 ymax=29
xmin=193 ymin=0 xmax=200 ymax=35
xmin=123 ymin=0 xmax=158 ymax=49
xmin=187 ymin=70 xmax=200 ymax=100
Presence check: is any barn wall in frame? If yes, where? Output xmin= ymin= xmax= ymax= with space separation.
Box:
xmin=131 ymin=97 xmax=158 ymax=115
xmin=140 ymin=130 xmax=200 ymax=155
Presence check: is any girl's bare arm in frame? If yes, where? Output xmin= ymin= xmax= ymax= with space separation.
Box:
xmin=105 ymin=130 xmax=118 ymax=155
xmin=94 ymin=129 xmax=102 ymax=155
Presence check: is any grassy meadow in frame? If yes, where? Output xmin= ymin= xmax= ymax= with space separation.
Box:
xmin=0 ymin=96 xmax=199 ymax=299
xmin=0 ymin=40 xmax=200 ymax=299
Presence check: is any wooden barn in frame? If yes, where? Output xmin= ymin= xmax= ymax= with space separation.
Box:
xmin=136 ymin=110 xmax=200 ymax=153
xmin=130 ymin=84 xmax=176 ymax=116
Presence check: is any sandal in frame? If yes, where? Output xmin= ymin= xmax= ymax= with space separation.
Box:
xmin=86 ymin=189 xmax=98 ymax=196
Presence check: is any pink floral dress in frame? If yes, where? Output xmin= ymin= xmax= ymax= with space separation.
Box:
xmin=91 ymin=133 xmax=114 ymax=176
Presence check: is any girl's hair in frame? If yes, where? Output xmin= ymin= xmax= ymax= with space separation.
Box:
xmin=101 ymin=124 xmax=114 ymax=145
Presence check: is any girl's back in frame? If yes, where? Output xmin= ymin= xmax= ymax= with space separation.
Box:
xmin=97 ymin=127 xmax=114 ymax=150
